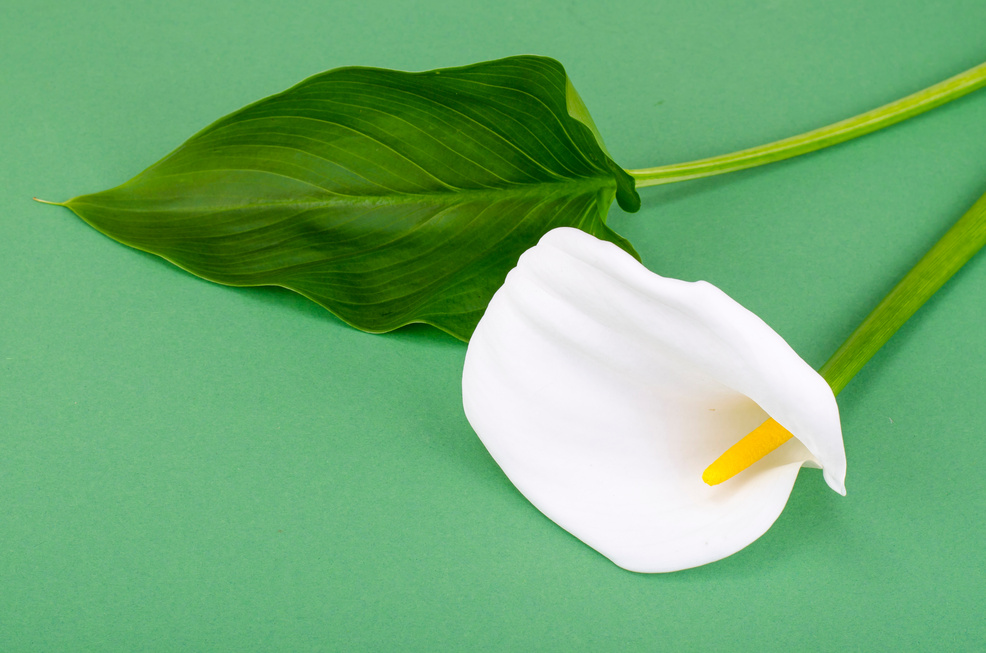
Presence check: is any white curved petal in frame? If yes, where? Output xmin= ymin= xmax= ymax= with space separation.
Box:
xmin=462 ymin=227 xmax=846 ymax=573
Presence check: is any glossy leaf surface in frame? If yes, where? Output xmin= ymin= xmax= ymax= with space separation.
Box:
xmin=64 ymin=56 xmax=640 ymax=340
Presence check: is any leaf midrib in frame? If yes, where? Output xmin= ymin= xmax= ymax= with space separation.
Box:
xmin=71 ymin=172 xmax=615 ymax=214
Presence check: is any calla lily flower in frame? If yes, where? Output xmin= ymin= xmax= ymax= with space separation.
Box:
xmin=462 ymin=227 xmax=847 ymax=573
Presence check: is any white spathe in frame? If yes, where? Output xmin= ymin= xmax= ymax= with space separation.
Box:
xmin=462 ymin=228 xmax=846 ymax=573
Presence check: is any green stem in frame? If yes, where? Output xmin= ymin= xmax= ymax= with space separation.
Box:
xmin=627 ymin=61 xmax=986 ymax=188
xmin=819 ymin=189 xmax=986 ymax=395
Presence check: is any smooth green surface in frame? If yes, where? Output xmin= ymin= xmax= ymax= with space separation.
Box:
xmin=821 ymin=189 xmax=986 ymax=394
xmin=629 ymin=60 xmax=986 ymax=186
xmin=60 ymin=56 xmax=638 ymax=341
xmin=3 ymin=1 xmax=985 ymax=650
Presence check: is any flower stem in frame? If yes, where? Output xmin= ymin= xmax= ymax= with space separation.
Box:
xmin=819 ymin=188 xmax=986 ymax=395
xmin=626 ymin=61 xmax=986 ymax=188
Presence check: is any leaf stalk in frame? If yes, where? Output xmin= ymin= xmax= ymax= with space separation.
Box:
xmin=627 ymin=61 xmax=986 ymax=188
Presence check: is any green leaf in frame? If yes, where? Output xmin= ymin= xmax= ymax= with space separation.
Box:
xmin=62 ymin=55 xmax=640 ymax=341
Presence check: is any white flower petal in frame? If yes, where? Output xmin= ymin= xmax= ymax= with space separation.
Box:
xmin=462 ymin=227 xmax=846 ymax=573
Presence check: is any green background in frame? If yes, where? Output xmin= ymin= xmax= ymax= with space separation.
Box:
xmin=3 ymin=0 xmax=984 ymax=650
